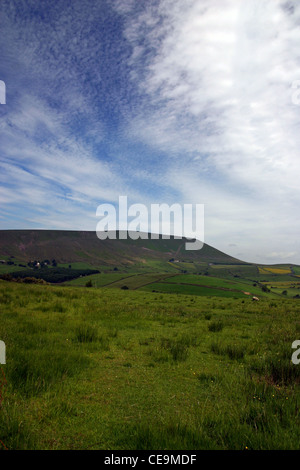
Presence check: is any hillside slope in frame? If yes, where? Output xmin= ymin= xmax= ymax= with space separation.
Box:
xmin=0 ymin=230 xmax=246 ymax=267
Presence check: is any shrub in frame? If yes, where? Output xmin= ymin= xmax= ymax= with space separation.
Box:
xmin=250 ymin=353 xmax=300 ymax=385
xmin=159 ymin=334 xmax=196 ymax=362
xmin=225 ymin=344 xmax=245 ymax=360
xmin=208 ymin=320 xmax=224 ymax=332
xmin=210 ymin=342 xmax=245 ymax=360
xmin=4 ymin=267 xmax=100 ymax=283
xmin=75 ymin=325 xmax=98 ymax=343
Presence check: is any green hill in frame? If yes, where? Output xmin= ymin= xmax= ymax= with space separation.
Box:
xmin=0 ymin=229 xmax=246 ymax=267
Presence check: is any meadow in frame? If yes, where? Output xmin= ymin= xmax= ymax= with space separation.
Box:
xmin=0 ymin=279 xmax=300 ymax=450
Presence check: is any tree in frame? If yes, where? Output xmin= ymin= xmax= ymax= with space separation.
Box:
xmin=261 ymin=285 xmax=270 ymax=293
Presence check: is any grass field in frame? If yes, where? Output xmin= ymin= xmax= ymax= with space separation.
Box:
xmin=261 ymin=280 xmax=300 ymax=299
xmin=0 ymin=263 xmax=27 ymax=274
xmin=64 ymin=271 xmax=284 ymax=299
xmin=207 ymin=265 xmax=259 ymax=280
xmin=142 ymin=282 xmax=248 ymax=298
xmin=64 ymin=272 xmax=131 ymax=287
xmin=104 ymin=273 xmax=178 ymax=290
xmin=259 ymin=267 xmax=291 ymax=275
xmin=0 ymin=279 xmax=300 ymax=450
xmin=134 ymin=273 xmax=278 ymax=299
xmin=58 ymin=262 xmax=99 ymax=270
xmin=292 ymin=266 xmax=300 ymax=276
xmin=159 ymin=274 xmax=266 ymax=296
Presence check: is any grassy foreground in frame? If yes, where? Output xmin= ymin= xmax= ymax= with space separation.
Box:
xmin=0 ymin=280 xmax=300 ymax=450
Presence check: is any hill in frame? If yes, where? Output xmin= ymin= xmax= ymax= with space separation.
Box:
xmin=0 ymin=229 xmax=246 ymax=267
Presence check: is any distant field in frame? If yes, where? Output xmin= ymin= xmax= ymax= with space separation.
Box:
xmin=164 ymin=274 xmax=251 ymax=289
xmin=67 ymin=272 xmax=283 ymax=299
xmin=141 ymin=281 xmax=247 ymax=298
xmin=262 ymin=281 xmax=300 ymax=288
xmin=0 ymin=263 xmax=27 ymax=274
xmin=64 ymin=272 xmax=133 ymax=287
xmin=58 ymin=262 xmax=98 ymax=270
xmin=64 ymin=272 xmax=178 ymax=290
xmin=0 ymin=256 xmax=297 ymax=300
xmin=168 ymin=261 xmax=198 ymax=272
xmin=130 ymin=259 xmax=181 ymax=273
xmin=258 ymin=273 xmax=297 ymax=282
xmin=269 ymin=288 xmax=300 ymax=298
xmin=259 ymin=267 xmax=291 ymax=275
xmin=140 ymin=274 xmax=273 ymax=299
xmin=208 ymin=264 xmax=259 ymax=279
xmin=105 ymin=273 xmax=177 ymax=290
xmin=292 ymin=266 xmax=300 ymax=275
xmin=67 ymin=272 xmax=268 ymax=298
xmin=262 ymin=280 xmax=300 ymax=298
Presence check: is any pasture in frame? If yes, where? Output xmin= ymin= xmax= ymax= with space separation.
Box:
xmin=0 ymin=279 xmax=300 ymax=450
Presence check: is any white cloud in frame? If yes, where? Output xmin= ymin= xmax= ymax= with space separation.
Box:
xmin=121 ymin=0 xmax=300 ymax=263
xmin=265 ymin=251 xmax=298 ymax=260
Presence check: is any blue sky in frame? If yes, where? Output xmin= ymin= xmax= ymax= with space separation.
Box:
xmin=1 ymin=0 xmax=300 ymax=264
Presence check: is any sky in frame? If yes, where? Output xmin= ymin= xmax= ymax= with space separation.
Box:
xmin=1 ymin=0 xmax=300 ymax=264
